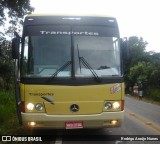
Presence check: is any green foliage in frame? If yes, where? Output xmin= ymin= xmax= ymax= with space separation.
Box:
xmin=128 ymin=61 xmax=159 ymax=86
xmin=0 ymin=90 xmax=26 ymax=135
xmin=123 ymin=36 xmax=148 ymax=82
xmin=0 ymin=40 xmax=14 ymax=89
xmin=146 ymin=88 xmax=160 ymax=101
xmin=0 ymin=1 xmax=34 ymax=90
xmin=129 ymin=61 xmax=147 ymax=83
xmin=0 ymin=90 xmax=16 ymax=124
xmin=0 ymin=0 xmax=34 ymax=26
xmin=125 ymin=36 xmax=160 ymax=101
xmin=150 ymin=70 xmax=160 ymax=85
xmin=127 ymin=36 xmax=148 ymax=66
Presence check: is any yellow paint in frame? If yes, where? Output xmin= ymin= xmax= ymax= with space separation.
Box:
xmin=22 ymin=83 xmax=124 ymax=115
xmin=20 ymin=83 xmax=25 ymax=101
xmin=121 ymin=83 xmax=125 ymax=99
xmin=45 ymin=101 xmax=103 ymax=115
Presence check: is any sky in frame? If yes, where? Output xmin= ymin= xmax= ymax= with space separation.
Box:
xmin=30 ymin=0 xmax=160 ymax=52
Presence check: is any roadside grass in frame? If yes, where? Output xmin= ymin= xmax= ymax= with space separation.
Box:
xmin=0 ymin=90 xmax=29 ymax=135
xmin=0 ymin=90 xmax=17 ymax=134
xmin=0 ymin=90 xmax=32 ymax=144
xmin=125 ymin=94 xmax=160 ymax=106
xmin=0 ymin=90 xmax=15 ymax=124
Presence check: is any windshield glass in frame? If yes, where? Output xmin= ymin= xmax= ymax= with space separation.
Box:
xmin=22 ymin=35 xmax=71 ymax=77
xmin=74 ymin=36 xmax=120 ymax=77
xmin=21 ymin=25 xmax=121 ymax=78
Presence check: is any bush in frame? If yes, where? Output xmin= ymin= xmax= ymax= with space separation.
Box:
xmin=0 ymin=90 xmax=16 ymax=123
xmin=147 ymin=88 xmax=160 ymax=101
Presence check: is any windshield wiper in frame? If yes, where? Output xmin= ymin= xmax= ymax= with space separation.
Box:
xmin=80 ymin=57 xmax=101 ymax=82
xmin=77 ymin=45 xmax=101 ymax=82
xmin=47 ymin=60 xmax=72 ymax=83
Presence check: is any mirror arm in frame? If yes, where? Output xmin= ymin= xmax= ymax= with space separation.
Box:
xmin=14 ymin=31 xmax=21 ymax=39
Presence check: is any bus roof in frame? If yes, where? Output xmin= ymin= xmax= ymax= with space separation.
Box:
xmin=24 ymin=14 xmax=118 ymax=27
xmin=26 ymin=13 xmax=115 ymax=18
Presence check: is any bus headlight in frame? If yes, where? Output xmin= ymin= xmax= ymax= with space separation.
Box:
xmin=35 ymin=103 xmax=44 ymax=111
xmin=104 ymin=102 xmax=112 ymax=110
xmin=26 ymin=103 xmax=34 ymax=111
xmin=113 ymin=102 xmax=120 ymax=109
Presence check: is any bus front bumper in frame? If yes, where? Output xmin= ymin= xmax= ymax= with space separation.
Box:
xmin=21 ymin=111 xmax=124 ymax=129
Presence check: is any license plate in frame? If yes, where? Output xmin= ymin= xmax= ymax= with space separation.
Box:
xmin=65 ymin=121 xmax=83 ymax=129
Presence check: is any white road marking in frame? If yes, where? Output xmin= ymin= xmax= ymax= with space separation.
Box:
xmin=115 ymin=141 xmax=123 ymax=144
xmin=55 ymin=136 xmax=63 ymax=144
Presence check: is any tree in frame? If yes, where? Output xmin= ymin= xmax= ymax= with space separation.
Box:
xmin=0 ymin=0 xmax=34 ymax=26
xmin=0 ymin=39 xmax=13 ymax=89
xmin=127 ymin=36 xmax=148 ymax=66
xmin=125 ymin=37 xmax=160 ymax=100
xmin=0 ymin=0 xmax=34 ymax=89
xmin=148 ymin=52 xmax=160 ymax=87
xmin=128 ymin=61 xmax=154 ymax=86
xmin=124 ymin=36 xmax=148 ymax=88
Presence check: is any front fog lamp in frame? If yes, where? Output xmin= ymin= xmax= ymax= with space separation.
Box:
xmin=26 ymin=103 xmax=34 ymax=111
xmin=105 ymin=102 xmax=112 ymax=110
xmin=35 ymin=103 xmax=43 ymax=111
xmin=113 ymin=102 xmax=120 ymax=109
xmin=111 ymin=120 xmax=118 ymax=125
xmin=28 ymin=122 xmax=36 ymax=126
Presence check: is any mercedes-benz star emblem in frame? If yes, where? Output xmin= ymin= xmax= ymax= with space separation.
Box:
xmin=70 ymin=104 xmax=79 ymax=112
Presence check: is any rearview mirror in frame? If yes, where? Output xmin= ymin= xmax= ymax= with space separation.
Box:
xmin=121 ymin=38 xmax=129 ymax=60
xmin=12 ymin=37 xmax=20 ymax=59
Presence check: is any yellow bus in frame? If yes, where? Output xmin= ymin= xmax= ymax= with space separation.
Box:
xmin=12 ymin=14 xmax=128 ymax=129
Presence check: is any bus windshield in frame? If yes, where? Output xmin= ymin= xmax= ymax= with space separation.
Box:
xmin=22 ymin=25 xmax=121 ymax=78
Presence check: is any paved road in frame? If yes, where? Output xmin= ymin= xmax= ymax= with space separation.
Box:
xmin=31 ymin=96 xmax=160 ymax=144
xmin=125 ymin=96 xmax=160 ymax=126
